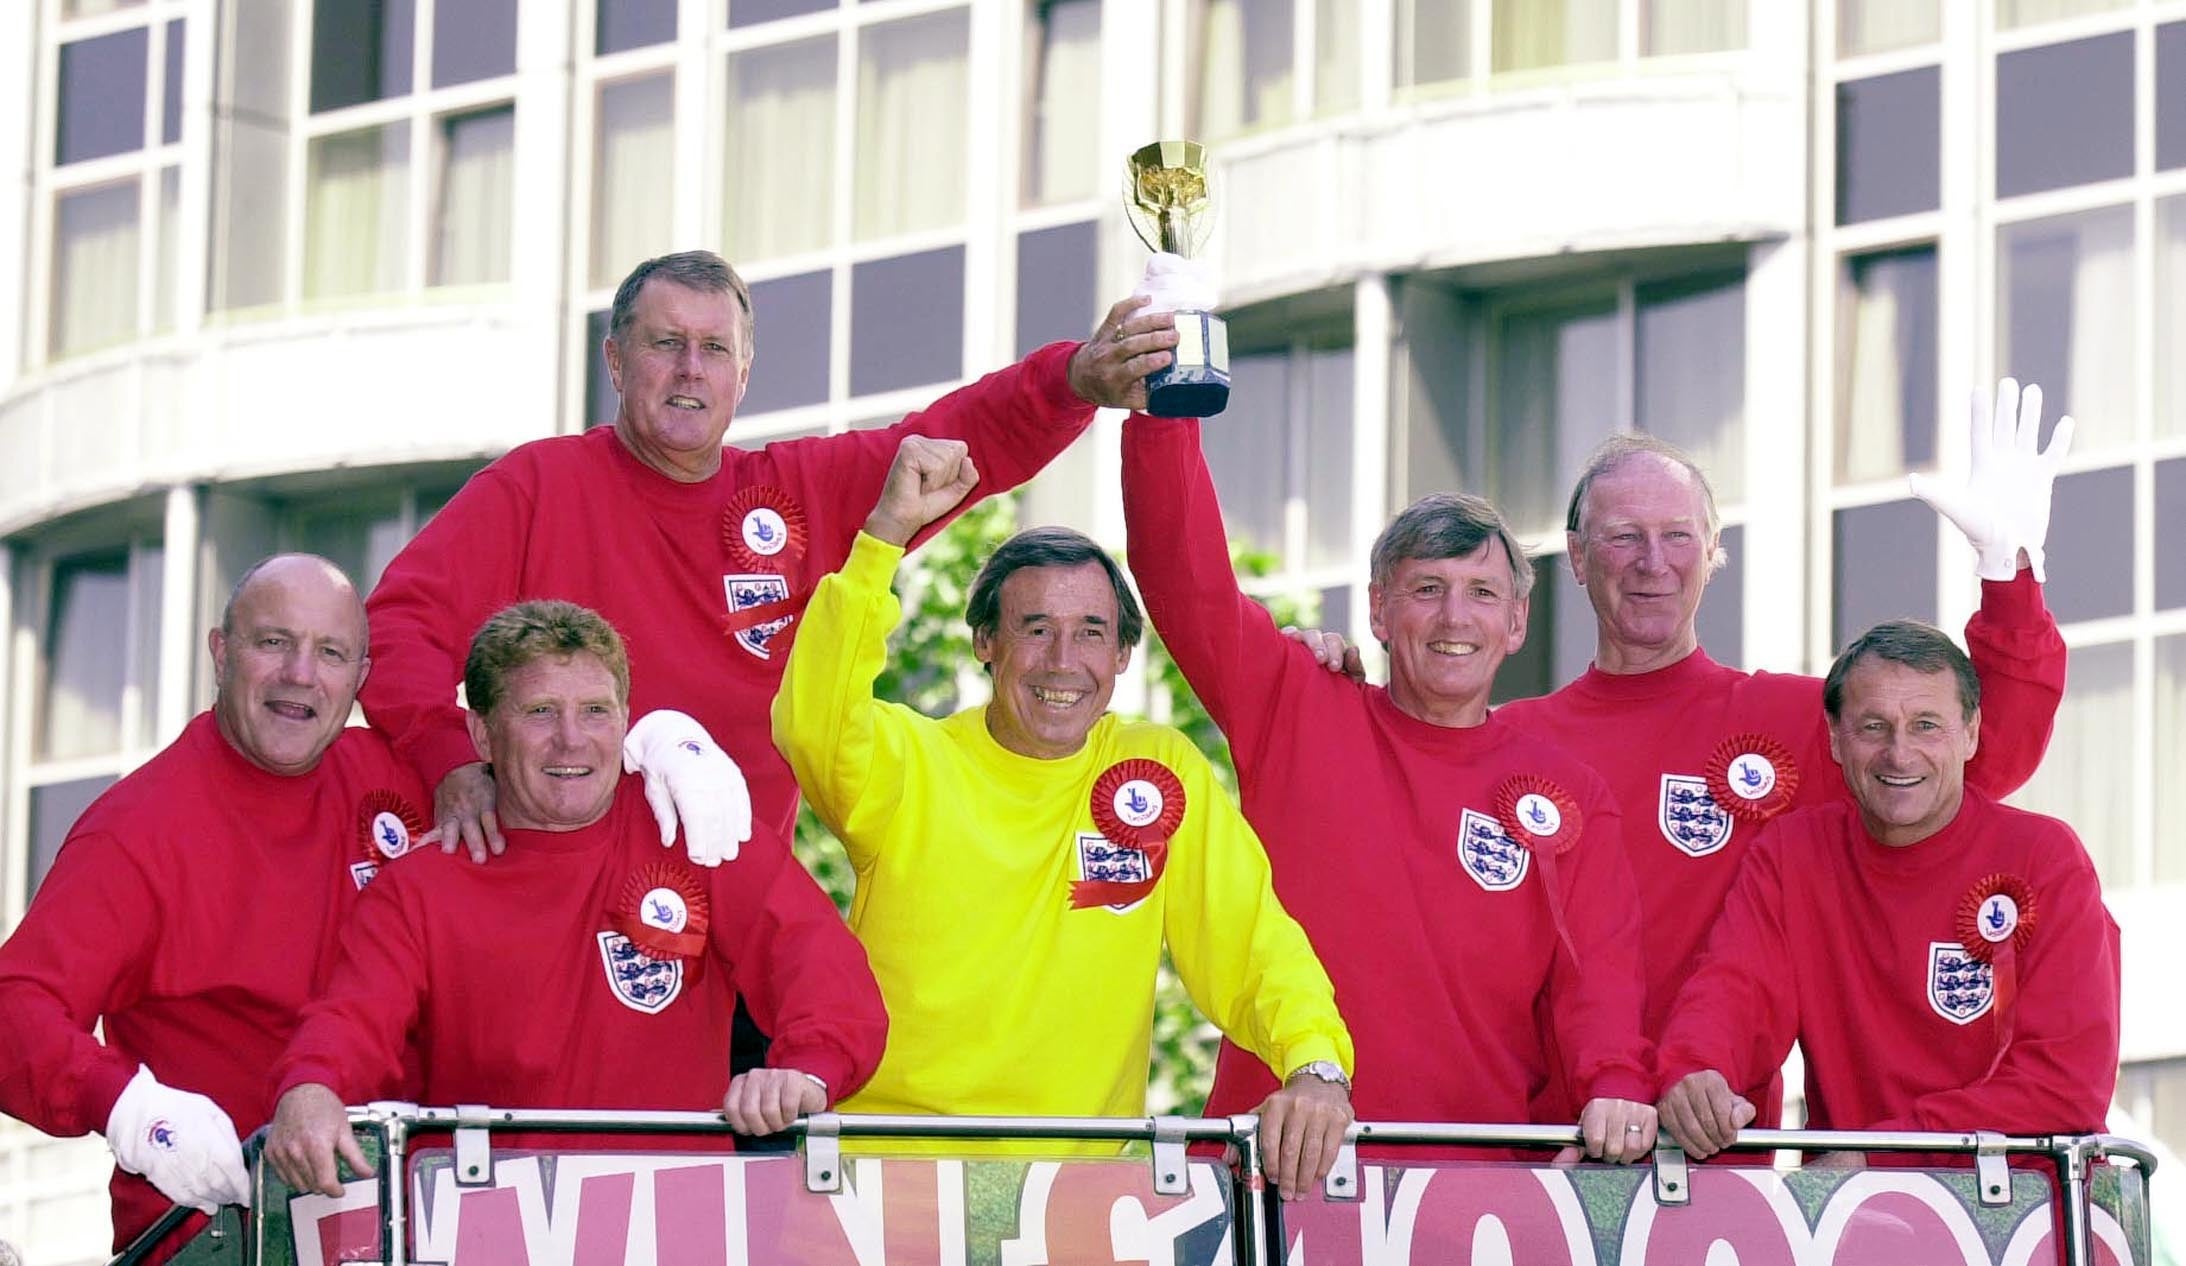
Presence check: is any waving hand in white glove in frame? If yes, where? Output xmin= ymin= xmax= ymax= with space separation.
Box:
xmin=1908 ymin=377 xmax=2075 ymax=583
xmin=622 ymin=709 xmax=752 ymax=867
xmin=104 ymin=1066 xmax=251 ymax=1215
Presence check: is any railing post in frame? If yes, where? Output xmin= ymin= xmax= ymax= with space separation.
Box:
xmin=383 ymin=1109 xmax=411 ymax=1266
xmin=1228 ymin=1115 xmax=1270 ymax=1266
xmin=2055 ymin=1136 xmax=2091 ymax=1266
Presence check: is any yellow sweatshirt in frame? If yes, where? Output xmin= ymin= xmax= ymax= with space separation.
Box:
xmin=773 ymin=533 xmax=1350 ymax=1138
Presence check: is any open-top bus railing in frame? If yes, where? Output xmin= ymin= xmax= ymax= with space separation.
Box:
xmin=121 ymin=1108 xmax=2158 ymax=1266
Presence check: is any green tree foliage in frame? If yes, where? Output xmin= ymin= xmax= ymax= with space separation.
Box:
xmin=789 ymin=496 xmax=1319 ymax=1116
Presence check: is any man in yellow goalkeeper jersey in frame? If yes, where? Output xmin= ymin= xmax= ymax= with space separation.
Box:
xmin=773 ymin=433 xmax=1355 ymax=1201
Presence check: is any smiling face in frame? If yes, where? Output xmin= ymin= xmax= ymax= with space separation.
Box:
xmin=974 ymin=562 xmax=1133 ymax=761
xmin=1568 ymin=452 xmax=1718 ymax=671
xmin=209 ymin=556 xmax=371 ymax=776
xmin=603 ymin=278 xmax=751 ymax=482
xmin=1828 ymin=658 xmax=1981 ymax=847
xmin=1367 ymin=541 xmax=1529 ymax=728
xmin=467 ymin=652 xmax=628 ymax=832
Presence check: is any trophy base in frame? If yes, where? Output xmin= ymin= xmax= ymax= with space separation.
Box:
xmin=1145 ymin=310 xmax=1230 ymax=418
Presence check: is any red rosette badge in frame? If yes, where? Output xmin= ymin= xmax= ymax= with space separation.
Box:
xmin=1955 ymin=873 xmax=2037 ymax=963
xmin=1491 ymin=775 xmax=1582 ymax=856
xmin=722 ymin=487 xmax=808 ymax=576
xmin=609 ymin=862 xmax=712 ymax=967
xmin=357 ymin=790 xmax=426 ymax=866
xmin=1072 ymin=760 xmax=1185 ymax=910
xmin=1704 ymin=734 xmax=1799 ymax=823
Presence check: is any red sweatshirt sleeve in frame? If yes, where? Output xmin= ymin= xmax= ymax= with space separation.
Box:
xmin=715 ymin=825 xmax=887 ymax=1102
xmin=1656 ymin=824 xmax=1802 ymax=1097
xmin=361 ymin=465 xmax=534 ymax=791
xmin=1869 ymin=838 xmax=2119 ymax=1135
xmin=1120 ymin=414 xmax=1305 ymax=772
xmin=1548 ymin=790 xmax=1656 ymax=1104
xmin=767 ymin=341 xmax=1095 ymax=573
xmin=0 ymin=832 xmax=160 ymax=1136
xmin=1961 ymin=570 xmax=2066 ymax=798
xmin=273 ymin=875 xmax=429 ymax=1104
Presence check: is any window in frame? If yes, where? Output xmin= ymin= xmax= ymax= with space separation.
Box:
xmin=2155 ymin=458 xmax=2186 ymax=612
xmin=305 ymin=123 xmax=411 ymax=300
xmin=1314 ymin=0 xmax=1361 ymax=114
xmin=1831 ymin=499 xmax=1935 ymax=648
xmin=211 ymin=0 xmax=292 ymax=313
xmin=1643 ymin=0 xmax=1747 ymax=57
xmin=1836 ymin=68 xmax=1940 ymax=225
xmin=724 ymin=37 xmax=837 ymax=262
xmin=1204 ymin=339 xmax=1355 ymax=574
xmin=2010 ymin=641 xmax=2133 ymax=887
xmin=1995 ymin=0 xmax=2129 ymax=31
xmin=28 ymin=777 xmax=119 ymax=897
xmin=2158 ymin=636 xmax=2186 ymax=885
xmin=1015 ymin=221 xmax=1098 ymax=358
xmin=854 ymin=10 xmax=971 ymax=241
xmin=2161 ymin=23 xmax=2186 ymax=172
xmin=743 ymin=271 xmax=832 ymax=413
xmin=1635 ymin=272 xmax=1745 ymax=504
xmin=2040 ymin=467 xmax=2134 ymax=623
xmin=585 ymin=308 xmax=616 ymax=427
xmin=1493 ymin=556 xmax=1598 ymax=705
xmin=432 ymin=0 xmax=516 ymax=88
xmin=1494 ymin=0 xmax=1617 ymax=74
xmin=1998 ymin=205 xmax=2134 ymax=451
xmin=598 ymin=0 xmax=675 ymax=52
xmin=1488 ymin=296 xmax=1621 ymax=535
xmin=57 ymin=27 xmax=149 ymax=164
xmin=431 ymin=106 xmax=515 ymax=286
xmin=1194 ymin=0 xmax=1294 ymax=140
xmin=1025 ymin=0 xmax=1101 ymax=206
xmin=592 ymin=73 xmax=675 ymax=287
xmin=1395 ymin=0 xmax=1470 ymax=90
xmin=2159 ymin=196 xmax=2186 ymax=437
xmin=281 ymin=476 xmax=470 ymax=594
xmin=310 ymin=0 xmax=414 ymax=114
xmin=37 ymin=544 xmax=162 ymax=763
xmin=850 ymin=247 xmax=965 ymax=395
xmin=1996 ymin=34 xmax=2133 ymax=199
xmin=1835 ymin=246 xmax=1938 ymax=484
xmin=50 ymin=182 xmax=142 ymax=356
xmin=730 ymin=0 xmax=833 ymax=28
xmin=1838 ymin=0 xmax=1937 ymax=57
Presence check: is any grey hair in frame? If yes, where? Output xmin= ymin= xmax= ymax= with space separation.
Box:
xmin=607 ymin=250 xmax=755 ymax=357
xmin=1369 ymin=493 xmax=1534 ymax=601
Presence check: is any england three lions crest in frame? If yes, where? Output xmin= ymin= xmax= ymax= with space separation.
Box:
xmin=596 ymin=930 xmax=684 ymax=1015
xmin=1658 ymin=774 xmax=1732 ymax=857
xmin=724 ymin=574 xmax=794 ymax=660
xmin=1926 ymin=940 xmax=1994 ymax=1024
xmin=1456 ymin=808 xmax=1530 ymax=892
xmin=1075 ymin=832 xmax=1152 ymax=914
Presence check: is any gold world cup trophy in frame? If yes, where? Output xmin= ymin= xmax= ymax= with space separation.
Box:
xmin=1125 ymin=141 xmax=1229 ymax=417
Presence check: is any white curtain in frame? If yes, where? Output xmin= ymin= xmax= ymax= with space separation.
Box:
xmin=592 ymin=73 xmax=674 ymax=288
xmin=1493 ymin=302 xmax=1618 ymax=535
xmin=854 ymin=10 xmax=969 ymax=241
xmin=1314 ymin=0 xmax=1360 ymax=114
xmin=1644 ymin=0 xmax=1747 ymax=56
xmin=1398 ymin=0 xmax=1471 ymax=88
xmin=306 ymin=123 xmax=410 ymax=300
xmin=1304 ymin=346 xmax=1355 ymax=569
xmin=2009 ymin=642 xmax=2135 ymax=887
xmin=51 ymin=181 xmax=140 ymax=356
xmin=1996 ymin=0 xmax=2128 ymax=30
xmin=39 ymin=554 xmax=131 ymax=760
xmin=153 ymin=166 xmax=179 ymax=332
xmin=2000 ymin=206 xmax=2133 ymax=450
xmin=1027 ymin=0 xmax=1101 ymax=205
xmin=2157 ymin=636 xmax=2186 ymax=885
xmin=2158 ymin=197 xmax=2186 ymax=439
xmin=433 ymin=105 xmax=514 ymax=286
xmin=1494 ymin=0 xmax=1616 ymax=74
xmin=1837 ymin=0 xmax=1938 ymax=56
xmin=726 ymin=36 xmax=836 ymax=260
xmin=1636 ymin=277 xmax=1746 ymax=502
xmin=1195 ymin=0 xmax=1292 ymax=139
xmin=1836 ymin=247 xmax=1935 ymax=484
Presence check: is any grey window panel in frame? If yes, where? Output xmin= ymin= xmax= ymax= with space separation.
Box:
xmin=2040 ymin=465 xmax=2133 ymax=623
xmin=311 ymin=0 xmax=416 ymax=113
xmin=585 ymin=309 xmax=616 ymax=429
xmin=28 ymin=776 xmax=119 ymax=898
xmin=731 ymin=0 xmax=834 ymax=27
xmin=597 ymin=0 xmax=676 ymax=53
xmin=1015 ymin=220 xmax=1097 ymax=358
xmin=433 ymin=0 xmax=517 ymax=87
xmin=1832 ymin=500 xmax=1937 ymax=649
xmin=1835 ymin=66 xmax=1940 ymax=225
xmin=2161 ymin=23 xmax=2186 ymax=172
xmin=162 ymin=20 xmax=185 ymax=145
xmin=1996 ymin=33 xmax=2134 ymax=198
xmin=1204 ymin=350 xmax=1287 ymax=556
xmin=58 ymin=27 xmax=148 ymax=164
xmin=2155 ymin=458 xmax=2186 ymax=611
xmin=850 ymin=246 xmax=964 ymax=397
xmin=744 ymin=270 xmax=831 ymax=414
xmin=1696 ymin=523 xmax=1744 ymax=667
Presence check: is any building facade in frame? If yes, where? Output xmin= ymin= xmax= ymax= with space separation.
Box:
xmin=1 ymin=0 xmax=2181 ymax=1258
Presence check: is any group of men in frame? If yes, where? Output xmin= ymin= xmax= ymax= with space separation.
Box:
xmin=0 ymin=247 xmax=2121 ymax=1255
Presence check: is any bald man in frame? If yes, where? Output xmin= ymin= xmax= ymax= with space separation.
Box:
xmin=0 ymin=554 xmax=431 ymax=1254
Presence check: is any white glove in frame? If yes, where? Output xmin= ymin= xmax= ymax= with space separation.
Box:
xmin=104 ymin=1066 xmax=251 ymax=1215
xmin=1908 ymin=377 xmax=2075 ymax=583
xmin=1132 ymin=252 xmax=1218 ymax=315
xmin=622 ymin=709 xmax=751 ymax=867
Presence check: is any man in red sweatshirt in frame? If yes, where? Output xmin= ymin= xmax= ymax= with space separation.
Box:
xmin=1122 ymin=418 xmax=1657 ymax=1161
xmin=0 ymin=554 xmax=430 ymax=1254
xmin=1655 ymin=620 xmax=2118 ymax=1158
xmin=363 ymin=250 xmax=1179 ymax=866
xmin=265 ymin=600 xmax=887 ymax=1197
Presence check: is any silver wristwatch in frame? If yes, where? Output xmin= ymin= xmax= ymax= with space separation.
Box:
xmin=1287 ymin=1059 xmax=1350 ymax=1090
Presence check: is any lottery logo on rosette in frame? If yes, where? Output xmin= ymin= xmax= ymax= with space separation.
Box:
xmin=1703 ymin=733 xmax=1799 ymax=824
xmin=1073 ymin=759 xmax=1185 ymax=912
xmin=721 ymin=487 xmax=808 ymax=575
xmin=1955 ymin=873 xmax=2037 ymax=962
xmin=1491 ymin=775 xmax=1582 ymax=856
xmin=351 ymin=790 xmax=426 ymax=890
xmin=600 ymin=862 xmax=707 ymax=1014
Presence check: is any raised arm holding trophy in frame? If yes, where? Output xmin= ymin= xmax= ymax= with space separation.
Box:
xmin=1126 ymin=141 xmax=1229 ymax=418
